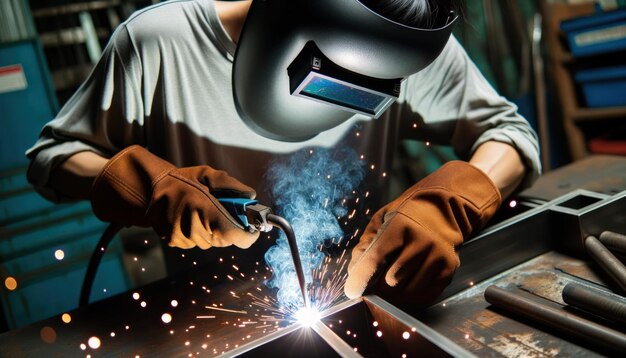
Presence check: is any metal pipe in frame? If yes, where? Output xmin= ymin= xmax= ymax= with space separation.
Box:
xmin=585 ymin=235 xmax=626 ymax=293
xmin=562 ymin=282 xmax=626 ymax=326
xmin=599 ymin=231 xmax=626 ymax=254
xmin=484 ymin=285 xmax=626 ymax=353
xmin=267 ymin=213 xmax=310 ymax=309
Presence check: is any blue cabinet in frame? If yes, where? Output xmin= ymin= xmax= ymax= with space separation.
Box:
xmin=0 ymin=39 xmax=58 ymax=170
xmin=0 ymin=40 xmax=130 ymax=330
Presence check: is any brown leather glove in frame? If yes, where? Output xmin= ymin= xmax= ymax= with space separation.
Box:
xmin=91 ymin=145 xmax=259 ymax=250
xmin=344 ymin=160 xmax=502 ymax=306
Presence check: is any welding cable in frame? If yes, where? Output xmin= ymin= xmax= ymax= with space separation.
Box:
xmin=79 ymin=222 xmax=124 ymax=308
xmin=485 ymin=285 xmax=626 ymax=353
xmin=585 ymin=235 xmax=626 ymax=293
xmin=562 ymin=282 xmax=626 ymax=326
xmin=599 ymin=231 xmax=626 ymax=255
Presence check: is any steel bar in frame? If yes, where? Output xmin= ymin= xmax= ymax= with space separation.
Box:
xmin=365 ymin=296 xmax=475 ymax=358
xmin=599 ymin=231 xmax=626 ymax=254
xmin=267 ymin=213 xmax=310 ymax=309
xmin=311 ymin=320 xmax=362 ymax=358
xmin=585 ymin=235 xmax=626 ymax=293
xmin=484 ymin=285 xmax=626 ymax=353
xmin=562 ymin=282 xmax=626 ymax=326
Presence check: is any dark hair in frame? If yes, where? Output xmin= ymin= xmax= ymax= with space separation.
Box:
xmin=360 ymin=0 xmax=457 ymax=28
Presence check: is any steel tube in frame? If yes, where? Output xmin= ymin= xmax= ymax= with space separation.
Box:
xmin=599 ymin=231 xmax=626 ymax=254
xmin=562 ymin=282 xmax=626 ymax=326
xmin=585 ymin=235 xmax=626 ymax=293
xmin=267 ymin=213 xmax=310 ymax=309
xmin=484 ymin=285 xmax=626 ymax=353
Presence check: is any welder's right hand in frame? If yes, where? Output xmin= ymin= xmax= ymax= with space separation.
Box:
xmin=90 ymin=145 xmax=259 ymax=250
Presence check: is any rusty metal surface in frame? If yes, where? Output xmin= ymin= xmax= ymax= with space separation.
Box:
xmin=420 ymin=251 xmax=624 ymax=357
xmin=484 ymin=285 xmax=626 ymax=354
xmin=520 ymin=155 xmax=626 ymax=201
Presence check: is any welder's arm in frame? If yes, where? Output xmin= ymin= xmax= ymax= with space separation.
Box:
xmin=50 ymin=146 xmax=259 ymax=250
xmin=49 ymin=151 xmax=108 ymax=201
xmin=468 ymin=141 xmax=525 ymax=199
xmin=344 ymin=141 xmax=524 ymax=306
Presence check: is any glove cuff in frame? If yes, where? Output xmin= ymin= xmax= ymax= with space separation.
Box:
xmin=400 ymin=160 xmax=502 ymax=237
xmin=420 ymin=160 xmax=502 ymax=212
xmin=91 ymin=145 xmax=175 ymax=225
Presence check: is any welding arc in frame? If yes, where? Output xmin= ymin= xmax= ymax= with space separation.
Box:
xmin=585 ymin=235 xmax=626 ymax=293
xmin=267 ymin=214 xmax=310 ymax=309
xmin=562 ymin=282 xmax=626 ymax=326
xmin=484 ymin=285 xmax=626 ymax=353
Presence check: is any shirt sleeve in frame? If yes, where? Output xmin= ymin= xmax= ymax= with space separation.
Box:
xmin=25 ymin=25 xmax=145 ymax=202
xmin=400 ymin=36 xmax=541 ymax=190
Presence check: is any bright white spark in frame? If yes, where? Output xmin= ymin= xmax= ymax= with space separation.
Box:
xmin=294 ymin=307 xmax=321 ymax=327
xmin=87 ymin=336 xmax=101 ymax=349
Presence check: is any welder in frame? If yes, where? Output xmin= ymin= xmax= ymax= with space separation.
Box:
xmin=26 ymin=0 xmax=540 ymax=307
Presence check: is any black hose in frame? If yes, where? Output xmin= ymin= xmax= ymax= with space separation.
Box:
xmin=79 ymin=222 xmax=123 ymax=308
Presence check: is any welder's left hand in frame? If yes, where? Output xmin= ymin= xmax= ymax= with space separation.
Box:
xmin=344 ymin=161 xmax=502 ymax=306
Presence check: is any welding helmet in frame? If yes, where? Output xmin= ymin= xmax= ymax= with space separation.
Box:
xmin=232 ymin=0 xmax=457 ymax=141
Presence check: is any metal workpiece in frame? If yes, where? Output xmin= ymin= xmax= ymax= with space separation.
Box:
xmin=585 ymin=235 xmax=626 ymax=293
xmin=230 ymin=296 xmax=474 ymax=358
xmin=441 ymin=189 xmax=626 ymax=300
xmin=228 ymin=319 xmax=361 ymax=357
xmin=546 ymin=189 xmax=615 ymax=257
xmin=266 ymin=213 xmax=310 ymax=309
xmin=361 ymin=295 xmax=475 ymax=358
xmin=599 ymin=231 xmax=626 ymax=254
xmin=562 ymin=282 xmax=626 ymax=326
xmin=484 ymin=285 xmax=626 ymax=354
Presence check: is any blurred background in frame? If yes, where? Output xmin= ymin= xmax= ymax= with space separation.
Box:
xmin=1 ymin=0 xmax=625 ymax=333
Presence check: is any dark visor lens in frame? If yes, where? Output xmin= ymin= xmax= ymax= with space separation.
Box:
xmin=301 ymin=75 xmax=388 ymax=115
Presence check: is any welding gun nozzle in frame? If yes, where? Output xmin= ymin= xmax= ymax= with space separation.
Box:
xmin=244 ymin=204 xmax=309 ymax=309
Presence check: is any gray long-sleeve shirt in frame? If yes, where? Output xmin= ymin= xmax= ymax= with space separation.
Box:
xmin=26 ymin=0 xmax=541 ymax=203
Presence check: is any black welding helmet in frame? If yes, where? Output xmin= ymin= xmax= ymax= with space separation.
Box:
xmin=232 ymin=0 xmax=458 ymax=141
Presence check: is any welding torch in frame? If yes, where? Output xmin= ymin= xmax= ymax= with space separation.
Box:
xmin=218 ymin=198 xmax=310 ymax=309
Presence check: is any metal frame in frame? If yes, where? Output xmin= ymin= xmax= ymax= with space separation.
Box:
xmin=227 ymin=295 xmax=475 ymax=357
xmin=440 ymin=189 xmax=626 ymax=300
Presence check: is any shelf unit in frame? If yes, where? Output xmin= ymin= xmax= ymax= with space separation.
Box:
xmin=541 ymin=1 xmax=626 ymax=160
xmin=29 ymin=0 xmax=158 ymax=105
